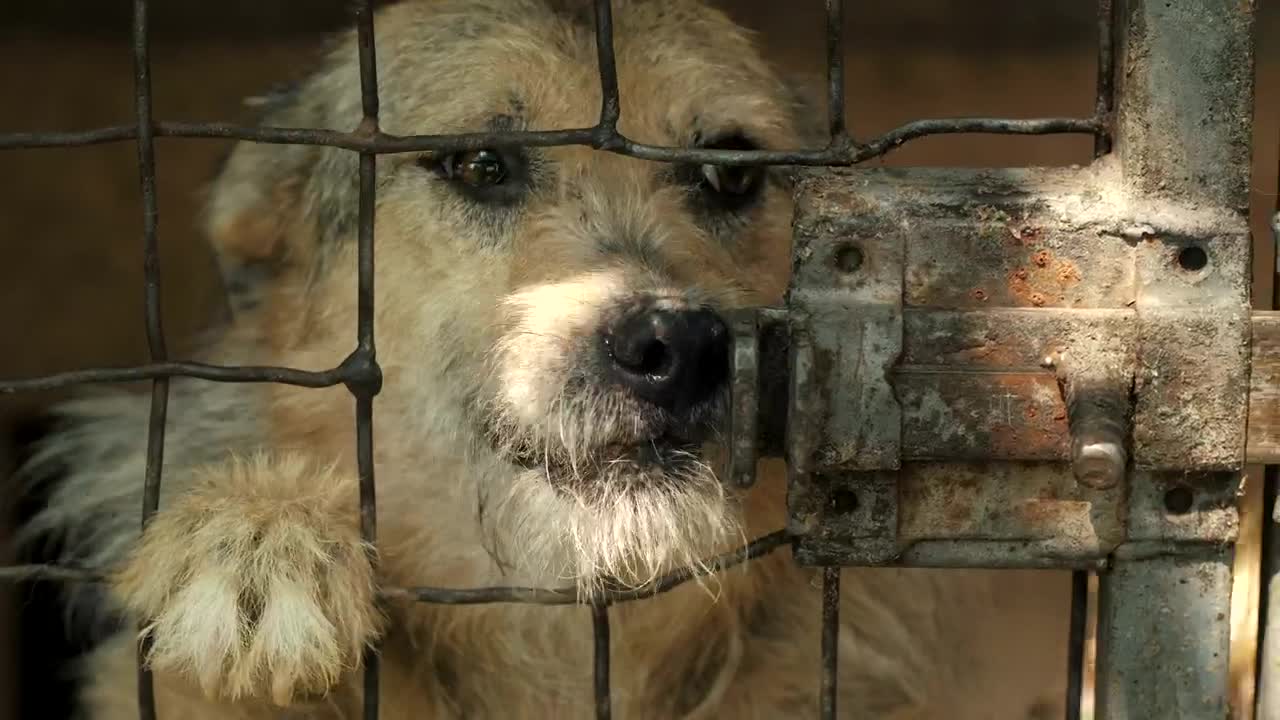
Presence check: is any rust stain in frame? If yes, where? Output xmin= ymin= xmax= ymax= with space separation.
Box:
xmin=945 ymin=498 xmax=971 ymax=527
xmin=901 ymin=472 xmax=980 ymax=535
xmin=1015 ymin=498 xmax=1072 ymax=526
xmin=1007 ymin=269 xmax=1034 ymax=304
xmin=1007 ymin=224 xmax=1043 ymax=246
xmin=1004 ymin=248 xmax=1084 ymax=307
xmin=984 ymin=374 xmax=1070 ymax=459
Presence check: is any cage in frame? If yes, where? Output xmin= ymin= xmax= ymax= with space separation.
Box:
xmin=0 ymin=1 xmax=1277 ymax=719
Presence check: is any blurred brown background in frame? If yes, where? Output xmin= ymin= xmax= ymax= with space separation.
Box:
xmin=0 ymin=2 xmax=1276 ymax=718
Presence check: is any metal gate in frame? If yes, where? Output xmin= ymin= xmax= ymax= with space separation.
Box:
xmin=1 ymin=1 xmax=1277 ymax=719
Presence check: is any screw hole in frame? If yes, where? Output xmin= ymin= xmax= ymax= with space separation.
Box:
xmin=1163 ymin=485 xmax=1194 ymax=515
xmin=1177 ymin=246 xmax=1208 ymax=272
xmin=828 ymin=489 xmax=859 ymax=515
xmin=833 ymin=244 xmax=863 ymax=273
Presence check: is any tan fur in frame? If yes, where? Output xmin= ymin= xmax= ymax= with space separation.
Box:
xmin=16 ymin=1 xmax=1069 ymax=718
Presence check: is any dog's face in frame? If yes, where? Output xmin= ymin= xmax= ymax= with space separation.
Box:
xmin=208 ymin=0 xmax=811 ymax=592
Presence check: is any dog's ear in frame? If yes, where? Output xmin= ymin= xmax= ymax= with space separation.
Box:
xmin=202 ymin=79 xmax=328 ymax=314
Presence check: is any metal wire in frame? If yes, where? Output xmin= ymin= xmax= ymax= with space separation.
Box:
xmin=0 ymin=116 xmax=1102 ymax=164
xmin=0 ymin=361 xmax=352 ymax=394
xmin=592 ymin=603 xmax=613 ymax=720
xmin=131 ymin=0 xmax=165 ymax=717
xmin=0 ymin=2 xmax=1123 ymax=719
xmin=820 ymin=567 xmax=841 ymax=720
xmin=352 ymin=2 xmax=383 ymax=717
xmin=1093 ymin=0 xmax=1115 ymax=157
xmin=1066 ymin=570 xmax=1090 ymax=720
xmin=825 ymin=0 xmax=847 ymax=143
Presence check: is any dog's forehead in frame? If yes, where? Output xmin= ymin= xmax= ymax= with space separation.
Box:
xmin=370 ymin=0 xmax=791 ymax=144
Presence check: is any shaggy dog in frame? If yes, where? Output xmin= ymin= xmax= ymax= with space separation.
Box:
xmin=12 ymin=1 xmax=1068 ymax=717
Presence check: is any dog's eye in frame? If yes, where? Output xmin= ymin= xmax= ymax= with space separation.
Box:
xmin=701 ymin=164 xmax=764 ymax=197
xmin=440 ymin=149 xmax=507 ymax=188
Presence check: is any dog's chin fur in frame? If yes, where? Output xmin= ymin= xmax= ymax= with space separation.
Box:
xmin=480 ymin=410 xmax=741 ymax=597
xmin=484 ymin=460 xmax=741 ymax=599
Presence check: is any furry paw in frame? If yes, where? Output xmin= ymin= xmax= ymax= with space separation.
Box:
xmin=113 ymin=453 xmax=380 ymax=705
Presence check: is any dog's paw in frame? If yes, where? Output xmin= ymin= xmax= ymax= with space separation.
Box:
xmin=113 ymin=454 xmax=380 ymax=705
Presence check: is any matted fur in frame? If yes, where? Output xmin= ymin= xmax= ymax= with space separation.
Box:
xmin=13 ymin=1 xmax=1071 ymax=718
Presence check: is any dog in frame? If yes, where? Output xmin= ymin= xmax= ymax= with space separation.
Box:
xmin=11 ymin=1 xmax=1070 ymax=717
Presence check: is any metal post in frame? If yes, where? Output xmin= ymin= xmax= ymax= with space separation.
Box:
xmin=1096 ymin=1 xmax=1255 ymax=718
xmin=1096 ymin=546 xmax=1235 ymax=719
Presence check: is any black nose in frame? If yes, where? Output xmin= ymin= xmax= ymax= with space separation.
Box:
xmin=602 ymin=307 xmax=730 ymax=413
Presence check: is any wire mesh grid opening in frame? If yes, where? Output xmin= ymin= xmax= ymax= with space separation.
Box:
xmin=0 ymin=0 xmax=1119 ymax=718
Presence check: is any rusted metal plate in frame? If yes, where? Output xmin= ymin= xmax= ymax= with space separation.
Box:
xmin=1128 ymin=218 xmax=1251 ymax=472
xmin=782 ymin=45 xmax=1255 ymax=576
xmin=1133 ymin=228 xmax=1251 ymax=307
xmin=897 ymin=463 xmax=1123 ymax=550
xmin=789 ymin=170 xmax=904 ymax=472
xmin=790 ymin=462 xmax=1124 ymax=568
xmin=896 ymin=370 xmax=1069 ymax=461
xmin=1132 ymin=308 xmax=1251 ymax=470
xmin=788 ymin=471 xmax=899 ymax=565
xmin=1125 ymin=471 xmax=1241 ymax=544
xmin=896 ymin=308 xmax=1139 ymax=465
xmin=905 ymin=208 xmax=1134 ymax=310
xmin=901 ymin=307 xmax=1136 ymax=369
xmin=1248 ymin=312 xmax=1280 ymax=464
xmin=797 ymin=165 xmax=1136 ymax=310
xmin=798 ymin=307 xmax=902 ymax=470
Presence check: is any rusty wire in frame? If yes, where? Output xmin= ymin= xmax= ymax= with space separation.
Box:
xmin=0 ymin=0 xmax=1116 ymax=718
xmin=131 ymin=0 xmax=164 ymax=714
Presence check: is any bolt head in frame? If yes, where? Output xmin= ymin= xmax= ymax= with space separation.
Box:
xmin=1073 ymin=440 xmax=1125 ymax=490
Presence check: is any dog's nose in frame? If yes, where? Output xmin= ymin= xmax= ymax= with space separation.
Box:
xmin=602 ymin=307 xmax=730 ymax=413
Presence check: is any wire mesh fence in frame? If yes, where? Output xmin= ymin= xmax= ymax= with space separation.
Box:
xmin=0 ymin=0 xmax=1117 ymax=718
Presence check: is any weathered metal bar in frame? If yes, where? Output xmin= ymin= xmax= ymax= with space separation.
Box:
xmin=131 ymin=0 xmax=166 ymax=716
xmin=1095 ymin=546 xmax=1236 ymax=720
xmin=0 ymin=117 xmax=1101 ymax=164
xmin=1095 ymin=1 xmax=1254 ymax=715
xmin=1111 ymin=0 xmax=1254 ymax=212
xmin=1249 ymin=312 xmax=1280 ymax=465
xmin=824 ymin=0 xmax=846 ymax=143
xmin=591 ymin=603 xmax=612 ymax=720
xmin=819 ymin=567 xmax=841 ymax=720
xmin=1066 ymin=570 xmax=1089 ymax=720
xmin=726 ymin=310 xmax=762 ymax=488
xmin=353 ymin=3 xmax=383 ymax=718
xmin=1093 ymin=0 xmax=1115 ymax=158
